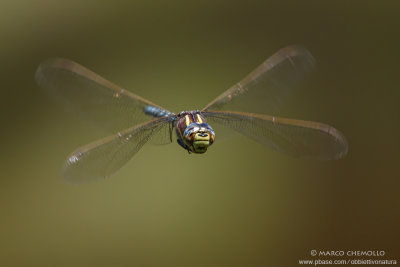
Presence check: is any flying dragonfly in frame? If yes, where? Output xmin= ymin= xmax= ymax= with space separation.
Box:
xmin=35 ymin=45 xmax=348 ymax=183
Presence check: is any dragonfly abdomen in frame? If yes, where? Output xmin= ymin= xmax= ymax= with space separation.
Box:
xmin=144 ymin=105 xmax=173 ymax=117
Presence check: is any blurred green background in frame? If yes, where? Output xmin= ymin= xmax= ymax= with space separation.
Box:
xmin=1 ymin=1 xmax=399 ymax=266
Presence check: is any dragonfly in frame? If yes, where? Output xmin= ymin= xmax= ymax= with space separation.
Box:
xmin=35 ymin=45 xmax=348 ymax=183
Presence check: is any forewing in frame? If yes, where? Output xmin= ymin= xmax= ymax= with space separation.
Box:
xmin=63 ymin=117 xmax=171 ymax=184
xmin=35 ymin=58 xmax=172 ymax=134
xmin=204 ymin=110 xmax=348 ymax=160
xmin=203 ymin=45 xmax=315 ymax=115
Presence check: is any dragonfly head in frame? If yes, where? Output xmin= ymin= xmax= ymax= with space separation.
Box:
xmin=183 ymin=123 xmax=215 ymax=154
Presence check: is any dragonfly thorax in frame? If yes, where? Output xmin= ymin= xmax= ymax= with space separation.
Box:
xmin=175 ymin=111 xmax=215 ymax=154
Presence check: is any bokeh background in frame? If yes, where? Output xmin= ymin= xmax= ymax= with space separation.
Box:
xmin=1 ymin=1 xmax=399 ymax=266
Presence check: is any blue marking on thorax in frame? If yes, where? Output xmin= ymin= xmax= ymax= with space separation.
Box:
xmin=144 ymin=105 xmax=173 ymax=117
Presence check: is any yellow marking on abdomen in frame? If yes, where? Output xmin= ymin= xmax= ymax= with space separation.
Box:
xmin=196 ymin=114 xmax=203 ymax=123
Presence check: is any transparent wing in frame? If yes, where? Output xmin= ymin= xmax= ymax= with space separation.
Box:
xmin=35 ymin=58 xmax=173 ymax=136
xmin=203 ymin=45 xmax=316 ymax=115
xmin=63 ymin=117 xmax=172 ymax=184
xmin=203 ymin=110 xmax=348 ymax=160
